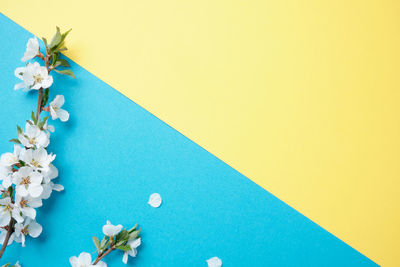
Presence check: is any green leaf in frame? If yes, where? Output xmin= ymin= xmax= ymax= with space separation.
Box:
xmin=62 ymin=28 xmax=72 ymax=39
xmin=54 ymin=69 xmax=76 ymax=79
xmin=41 ymin=88 xmax=50 ymax=107
xmin=1 ymin=263 xmax=11 ymax=267
xmin=17 ymin=125 xmax=22 ymax=135
xmin=115 ymin=245 xmax=132 ymax=252
xmin=117 ymin=230 xmax=129 ymax=240
xmin=128 ymin=229 xmax=140 ymax=241
xmin=49 ymin=27 xmax=62 ymax=49
xmin=38 ymin=116 xmax=49 ymax=129
xmin=42 ymin=37 xmax=48 ymax=49
xmin=31 ymin=111 xmax=37 ymax=125
xmin=52 ymin=52 xmax=59 ymax=66
xmin=128 ymin=224 xmax=137 ymax=233
xmin=93 ymin=236 xmax=100 ymax=250
xmin=57 ymin=59 xmax=70 ymax=67
xmin=19 ymin=160 xmax=26 ymax=166
xmin=9 ymin=138 xmax=21 ymax=144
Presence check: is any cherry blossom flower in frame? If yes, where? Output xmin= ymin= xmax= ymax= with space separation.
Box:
xmin=0 ymin=197 xmax=21 ymax=227
xmin=20 ymin=148 xmax=55 ymax=172
xmin=21 ymin=37 xmax=39 ymax=62
xmin=0 ymin=145 xmax=21 ymax=167
xmin=14 ymin=62 xmax=53 ymax=91
xmin=15 ymin=194 xmax=42 ymax=220
xmin=102 ymin=220 xmax=122 ymax=237
xmin=12 ymin=166 xmax=43 ymax=198
xmin=122 ymin=237 xmax=141 ymax=264
xmin=50 ymin=95 xmax=69 ymax=122
xmin=13 ymin=218 xmax=42 ymax=247
xmin=18 ymin=123 xmax=49 ymax=149
xmin=69 ymin=252 xmax=106 ymax=267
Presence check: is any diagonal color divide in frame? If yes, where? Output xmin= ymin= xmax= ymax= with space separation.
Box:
xmin=0 ymin=14 xmax=378 ymax=267
xmin=2 ymin=0 xmax=399 ymax=265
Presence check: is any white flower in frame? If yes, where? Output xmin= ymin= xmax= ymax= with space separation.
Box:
xmin=148 ymin=193 xmax=162 ymax=208
xmin=18 ymin=123 xmax=49 ymax=149
xmin=102 ymin=220 xmax=123 ymax=237
xmin=43 ymin=121 xmax=55 ymax=133
xmin=122 ymin=237 xmax=141 ymax=264
xmin=20 ymin=148 xmax=55 ymax=171
xmin=69 ymin=252 xmax=106 ymax=267
xmin=41 ymin=181 xmax=64 ymax=200
xmin=0 ymin=166 xmax=13 ymax=188
xmin=50 ymin=95 xmax=69 ymax=122
xmin=14 ymin=62 xmax=53 ymax=91
xmin=0 ymin=197 xmax=21 ymax=227
xmin=21 ymin=37 xmax=39 ymax=62
xmin=15 ymin=261 xmax=21 ymax=267
xmin=12 ymin=166 xmax=43 ymax=198
xmin=15 ymin=194 xmax=42 ymax=220
xmin=39 ymin=164 xmax=63 ymax=199
xmin=13 ymin=218 xmax=42 ymax=247
xmin=0 ymin=145 xmax=21 ymax=167
xmin=206 ymin=257 xmax=222 ymax=267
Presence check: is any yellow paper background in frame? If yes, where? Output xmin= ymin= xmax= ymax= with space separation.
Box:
xmin=1 ymin=1 xmax=400 ymax=265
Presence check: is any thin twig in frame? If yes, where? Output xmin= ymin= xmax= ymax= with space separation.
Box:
xmin=0 ymin=219 xmax=15 ymax=259
xmin=93 ymin=247 xmax=115 ymax=265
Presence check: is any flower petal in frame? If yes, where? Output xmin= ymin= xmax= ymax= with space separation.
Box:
xmin=206 ymin=257 xmax=222 ymax=267
xmin=28 ymin=221 xmax=42 ymax=238
xmin=29 ymin=184 xmax=43 ymax=198
xmin=78 ymin=252 xmax=92 ymax=265
xmin=57 ymin=109 xmax=70 ymax=122
xmin=148 ymin=193 xmax=162 ymax=208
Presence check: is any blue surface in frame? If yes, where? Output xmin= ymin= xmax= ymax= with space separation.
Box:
xmin=0 ymin=13 xmax=378 ymax=267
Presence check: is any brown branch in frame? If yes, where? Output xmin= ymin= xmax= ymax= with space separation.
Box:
xmin=93 ymin=246 xmax=115 ymax=265
xmin=0 ymin=219 xmax=15 ymax=259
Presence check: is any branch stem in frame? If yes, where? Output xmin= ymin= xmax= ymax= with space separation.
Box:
xmin=0 ymin=219 xmax=15 ymax=259
xmin=93 ymin=247 xmax=115 ymax=265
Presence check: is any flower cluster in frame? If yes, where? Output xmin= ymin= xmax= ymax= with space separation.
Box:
xmin=70 ymin=221 xmax=141 ymax=266
xmin=0 ymin=27 xmax=74 ymax=260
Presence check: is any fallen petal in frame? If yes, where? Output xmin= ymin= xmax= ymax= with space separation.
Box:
xmin=148 ymin=193 xmax=162 ymax=208
xmin=207 ymin=257 xmax=222 ymax=267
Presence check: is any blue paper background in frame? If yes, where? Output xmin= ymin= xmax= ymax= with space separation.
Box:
xmin=0 ymin=14 xmax=377 ymax=267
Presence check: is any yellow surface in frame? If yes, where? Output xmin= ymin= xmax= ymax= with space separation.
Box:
xmin=1 ymin=1 xmax=399 ymax=265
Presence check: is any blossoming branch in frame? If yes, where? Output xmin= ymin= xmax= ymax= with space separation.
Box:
xmin=0 ymin=27 xmax=75 ymax=260
xmin=70 ymin=221 xmax=141 ymax=266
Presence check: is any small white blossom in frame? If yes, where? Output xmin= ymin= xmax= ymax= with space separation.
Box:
xmin=43 ymin=121 xmax=55 ymax=133
xmin=15 ymin=194 xmax=42 ymax=220
xmin=14 ymin=62 xmax=53 ymax=91
xmin=13 ymin=218 xmax=42 ymax=247
xmin=13 ymin=166 xmax=43 ymax=198
xmin=148 ymin=193 xmax=162 ymax=208
xmin=122 ymin=237 xmax=141 ymax=264
xmin=20 ymin=148 xmax=55 ymax=172
xmin=206 ymin=257 xmax=222 ymax=267
xmin=0 ymin=145 xmax=21 ymax=167
xmin=0 ymin=197 xmax=21 ymax=227
xmin=40 ymin=164 xmax=63 ymax=199
xmin=21 ymin=37 xmax=39 ymax=62
xmin=69 ymin=252 xmax=107 ymax=267
xmin=0 ymin=166 xmax=13 ymax=188
xmin=18 ymin=123 xmax=49 ymax=149
xmin=50 ymin=95 xmax=69 ymax=122
xmin=102 ymin=220 xmax=123 ymax=237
